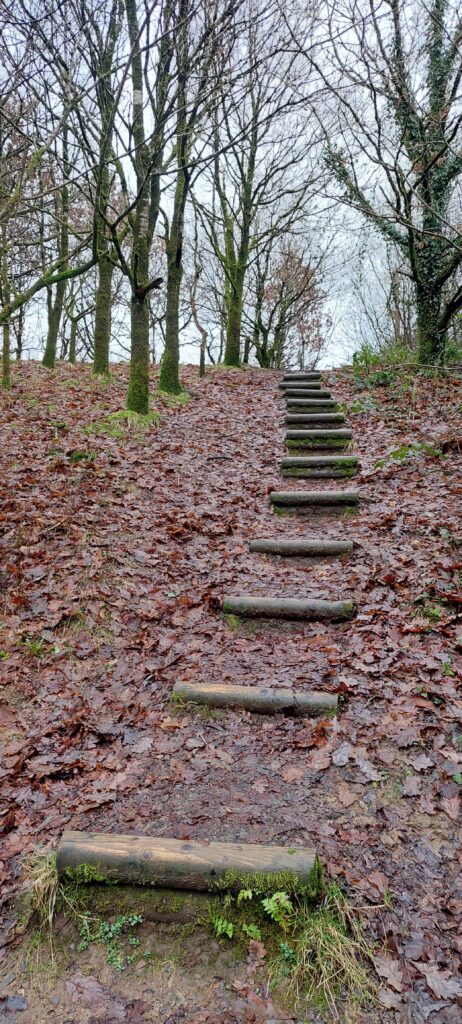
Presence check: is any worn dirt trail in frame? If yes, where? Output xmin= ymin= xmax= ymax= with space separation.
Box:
xmin=1 ymin=362 xmax=462 ymax=1022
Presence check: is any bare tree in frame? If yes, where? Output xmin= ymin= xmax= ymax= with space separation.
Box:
xmin=291 ymin=0 xmax=462 ymax=363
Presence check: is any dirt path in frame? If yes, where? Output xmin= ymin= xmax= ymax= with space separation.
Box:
xmin=1 ymin=363 xmax=462 ymax=1022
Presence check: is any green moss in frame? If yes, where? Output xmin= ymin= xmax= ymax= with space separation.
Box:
xmin=285 ymin=439 xmax=350 ymax=451
xmin=84 ymin=410 xmax=160 ymax=439
xmin=213 ymin=862 xmax=322 ymax=899
xmin=223 ymin=612 xmax=241 ymax=630
xmin=64 ymin=864 xmax=109 ymax=884
xmin=155 ymin=388 xmax=189 ymax=405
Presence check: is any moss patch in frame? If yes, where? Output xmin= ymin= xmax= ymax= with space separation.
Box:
xmin=84 ymin=410 xmax=160 ymax=439
xmin=285 ymin=439 xmax=350 ymax=451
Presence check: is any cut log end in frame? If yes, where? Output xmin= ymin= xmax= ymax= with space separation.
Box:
xmin=173 ymin=680 xmax=337 ymax=716
xmin=57 ymin=831 xmax=317 ymax=891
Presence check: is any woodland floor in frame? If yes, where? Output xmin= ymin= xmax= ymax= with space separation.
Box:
xmin=0 ymin=361 xmax=462 ymax=1024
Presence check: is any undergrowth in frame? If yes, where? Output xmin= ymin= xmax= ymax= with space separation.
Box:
xmin=22 ymin=851 xmax=377 ymax=1019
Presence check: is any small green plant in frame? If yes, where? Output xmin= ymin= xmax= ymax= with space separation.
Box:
xmin=20 ymin=635 xmax=59 ymax=658
xmin=67 ymin=449 xmax=96 ymax=464
xmin=212 ymin=915 xmax=234 ymax=939
xmin=376 ymin=441 xmax=442 ymax=468
xmin=242 ymin=923 xmax=262 ymax=940
xmin=78 ymin=912 xmax=143 ymax=971
xmin=442 ymin=661 xmax=455 ymax=677
xmin=0 ymin=649 xmax=9 ymax=660
xmin=261 ymin=892 xmax=294 ymax=931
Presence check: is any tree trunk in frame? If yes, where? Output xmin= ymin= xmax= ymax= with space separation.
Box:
xmin=2 ymin=321 xmax=10 ymax=389
xmin=42 ymin=280 xmax=67 ymax=368
xmin=127 ymin=289 xmax=150 ymax=413
xmin=69 ymin=318 xmax=77 ymax=364
xmin=93 ymin=252 xmax=113 ymax=374
xmin=416 ymin=286 xmax=446 ymax=364
xmin=160 ymin=259 xmax=182 ymax=392
xmin=224 ymin=286 xmax=242 ymax=366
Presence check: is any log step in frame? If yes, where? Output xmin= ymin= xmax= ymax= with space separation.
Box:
xmin=281 ymin=455 xmax=359 ymax=478
xmin=286 ymin=414 xmax=346 ymax=425
xmin=282 ymin=372 xmax=322 ymax=380
xmin=284 ymin=389 xmax=331 ymax=399
xmin=279 ymin=382 xmax=324 ymax=390
xmin=223 ymin=595 xmax=354 ymax=621
xmin=250 ymin=538 xmax=353 ymax=556
xmin=286 ymin=403 xmax=338 ymax=411
xmin=271 ymin=490 xmax=359 ymax=508
xmin=57 ymin=830 xmax=317 ymax=890
xmin=173 ymin=680 xmax=337 ymax=716
xmin=286 ymin=429 xmax=353 ymax=451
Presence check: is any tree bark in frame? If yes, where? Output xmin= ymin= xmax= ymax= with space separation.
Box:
xmin=93 ymin=252 xmax=113 ymax=375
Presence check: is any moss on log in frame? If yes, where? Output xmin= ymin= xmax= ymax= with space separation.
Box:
xmin=57 ymin=831 xmax=317 ymax=890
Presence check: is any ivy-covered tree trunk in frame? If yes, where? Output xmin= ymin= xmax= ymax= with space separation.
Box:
xmin=93 ymin=252 xmax=113 ymax=374
xmin=416 ymin=286 xmax=446 ymax=364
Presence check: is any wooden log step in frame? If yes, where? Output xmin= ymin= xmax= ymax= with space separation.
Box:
xmin=281 ymin=455 xmax=359 ymax=478
xmin=284 ymin=389 xmax=331 ymax=399
xmin=279 ymin=381 xmax=323 ymax=390
xmin=223 ymin=595 xmax=354 ymax=621
xmin=282 ymin=372 xmax=322 ymax=380
xmin=271 ymin=490 xmax=359 ymax=508
xmin=57 ymin=830 xmax=317 ymax=890
xmin=173 ymin=680 xmax=337 ymax=716
xmin=250 ymin=538 xmax=353 ymax=556
xmin=286 ymin=429 xmax=353 ymax=451
xmin=286 ymin=399 xmax=338 ymax=410
xmin=286 ymin=414 xmax=346 ymax=425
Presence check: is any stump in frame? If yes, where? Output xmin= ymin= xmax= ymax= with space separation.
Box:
xmin=173 ymin=680 xmax=338 ymax=716
xmin=57 ymin=831 xmax=317 ymax=890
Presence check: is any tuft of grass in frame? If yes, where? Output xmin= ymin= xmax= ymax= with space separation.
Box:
xmin=155 ymin=388 xmax=190 ymax=406
xmin=269 ymin=882 xmax=376 ymax=1019
xmin=22 ymin=851 xmax=60 ymax=935
xmin=84 ymin=410 xmax=160 ymax=439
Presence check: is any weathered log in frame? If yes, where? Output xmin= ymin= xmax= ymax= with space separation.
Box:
xmin=282 ymin=455 xmax=359 ymax=467
xmin=282 ymin=372 xmax=322 ymax=380
xmin=285 ymin=414 xmax=346 ymax=425
xmin=281 ymin=455 xmax=359 ymax=478
xmin=279 ymin=382 xmax=323 ymax=390
xmin=57 ymin=830 xmax=317 ymax=890
xmin=271 ymin=490 xmax=359 ymax=507
xmin=286 ymin=399 xmax=338 ymax=409
xmin=173 ymin=680 xmax=337 ymax=716
xmin=285 ymin=429 xmax=353 ymax=452
xmin=250 ymin=538 xmax=353 ymax=556
xmin=284 ymin=389 xmax=331 ymax=399
xmin=223 ymin=595 xmax=354 ymax=621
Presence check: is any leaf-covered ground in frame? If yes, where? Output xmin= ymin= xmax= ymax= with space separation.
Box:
xmin=1 ymin=362 xmax=462 ymax=1023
